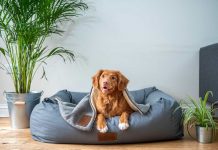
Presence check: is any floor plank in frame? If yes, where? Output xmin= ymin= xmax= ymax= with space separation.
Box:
xmin=1 ymin=117 xmax=218 ymax=150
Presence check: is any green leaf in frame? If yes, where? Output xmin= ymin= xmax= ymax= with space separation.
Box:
xmin=43 ymin=47 xmax=75 ymax=62
xmin=40 ymin=66 xmax=48 ymax=80
xmin=0 ymin=47 xmax=5 ymax=56
xmin=203 ymin=91 xmax=213 ymax=106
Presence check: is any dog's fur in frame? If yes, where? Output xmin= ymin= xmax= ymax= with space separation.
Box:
xmin=92 ymin=69 xmax=133 ymax=133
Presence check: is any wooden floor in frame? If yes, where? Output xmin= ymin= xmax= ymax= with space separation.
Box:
xmin=0 ymin=118 xmax=218 ymax=150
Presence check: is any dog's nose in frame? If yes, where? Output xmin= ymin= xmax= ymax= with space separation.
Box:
xmin=103 ymin=81 xmax=108 ymax=85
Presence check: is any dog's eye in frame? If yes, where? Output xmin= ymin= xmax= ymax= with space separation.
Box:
xmin=102 ymin=75 xmax=104 ymax=78
xmin=111 ymin=76 xmax=116 ymax=80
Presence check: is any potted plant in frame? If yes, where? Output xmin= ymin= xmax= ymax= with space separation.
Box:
xmin=0 ymin=0 xmax=88 ymax=129
xmin=179 ymin=91 xmax=217 ymax=143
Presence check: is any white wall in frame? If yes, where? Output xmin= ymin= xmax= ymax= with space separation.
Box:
xmin=1 ymin=0 xmax=218 ymax=110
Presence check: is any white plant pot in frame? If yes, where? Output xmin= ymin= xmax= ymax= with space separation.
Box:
xmin=5 ymin=91 xmax=42 ymax=129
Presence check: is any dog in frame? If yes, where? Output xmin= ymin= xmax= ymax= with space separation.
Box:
xmin=92 ymin=69 xmax=134 ymax=133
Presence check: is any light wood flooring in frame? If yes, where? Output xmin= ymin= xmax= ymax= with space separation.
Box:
xmin=0 ymin=117 xmax=218 ymax=150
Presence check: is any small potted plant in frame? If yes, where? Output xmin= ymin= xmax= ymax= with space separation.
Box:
xmin=179 ymin=91 xmax=217 ymax=143
xmin=0 ymin=0 xmax=88 ymax=129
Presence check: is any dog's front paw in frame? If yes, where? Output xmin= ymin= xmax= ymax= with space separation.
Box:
xmin=97 ymin=124 xmax=108 ymax=133
xmin=118 ymin=122 xmax=129 ymax=131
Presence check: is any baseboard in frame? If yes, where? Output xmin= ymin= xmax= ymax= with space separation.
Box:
xmin=0 ymin=103 xmax=9 ymax=117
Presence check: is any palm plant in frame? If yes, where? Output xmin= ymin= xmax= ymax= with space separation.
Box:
xmin=0 ymin=0 xmax=88 ymax=93
xmin=179 ymin=91 xmax=217 ymax=137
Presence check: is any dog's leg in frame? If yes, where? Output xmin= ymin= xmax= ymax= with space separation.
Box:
xmin=96 ymin=114 xmax=108 ymax=133
xmin=119 ymin=112 xmax=130 ymax=130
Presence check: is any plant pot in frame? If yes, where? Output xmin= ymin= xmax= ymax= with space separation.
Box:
xmin=5 ymin=91 xmax=42 ymax=129
xmin=196 ymin=125 xmax=213 ymax=143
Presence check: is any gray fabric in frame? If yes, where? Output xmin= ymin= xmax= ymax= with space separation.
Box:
xmin=199 ymin=43 xmax=218 ymax=103
xmin=30 ymin=87 xmax=183 ymax=144
xmin=51 ymin=88 xmax=150 ymax=131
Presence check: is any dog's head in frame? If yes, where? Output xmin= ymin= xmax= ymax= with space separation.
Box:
xmin=92 ymin=69 xmax=129 ymax=94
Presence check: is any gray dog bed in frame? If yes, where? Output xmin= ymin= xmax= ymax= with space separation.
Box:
xmin=30 ymin=87 xmax=183 ymax=144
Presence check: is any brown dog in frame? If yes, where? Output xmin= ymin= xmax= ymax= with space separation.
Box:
xmin=92 ymin=69 xmax=133 ymax=133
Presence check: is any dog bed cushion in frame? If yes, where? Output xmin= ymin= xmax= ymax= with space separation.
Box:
xmin=30 ymin=87 xmax=183 ymax=144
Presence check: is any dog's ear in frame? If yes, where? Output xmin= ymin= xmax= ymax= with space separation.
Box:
xmin=92 ymin=70 xmax=104 ymax=89
xmin=117 ymin=71 xmax=129 ymax=91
